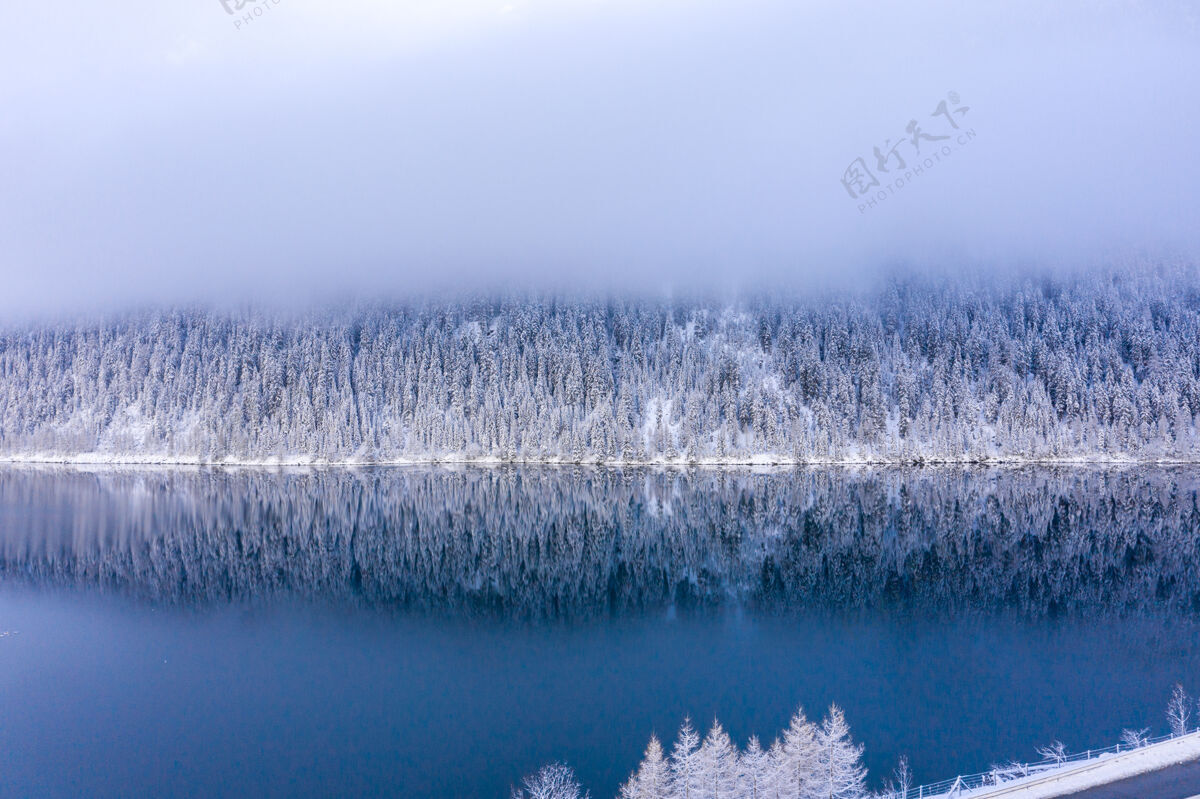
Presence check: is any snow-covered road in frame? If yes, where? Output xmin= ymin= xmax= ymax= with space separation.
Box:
xmin=1051 ymin=758 xmax=1200 ymax=799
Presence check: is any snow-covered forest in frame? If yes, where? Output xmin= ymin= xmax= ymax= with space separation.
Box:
xmin=4 ymin=466 xmax=1199 ymax=617
xmin=514 ymin=706 xmax=868 ymax=799
xmin=3 ymin=265 xmax=1200 ymax=463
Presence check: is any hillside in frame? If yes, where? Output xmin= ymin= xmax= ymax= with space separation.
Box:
xmin=2 ymin=266 xmax=1199 ymax=463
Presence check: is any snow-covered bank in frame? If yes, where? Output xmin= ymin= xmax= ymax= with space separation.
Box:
xmin=960 ymin=731 xmax=1200 ymax=798
xmin=1 ymin=453 xmax=1199 ymax=468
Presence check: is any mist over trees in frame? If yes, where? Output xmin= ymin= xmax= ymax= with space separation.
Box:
xmin=3 ymin=265 xmax=1200 ymax=463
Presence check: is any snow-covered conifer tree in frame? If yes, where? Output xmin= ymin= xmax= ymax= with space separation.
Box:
xmin=814 ymin=705 xmax=866 ymax=799
xmin=775 ymin=707 xmax=820 ymax=799
xmin=696 ymin=720 xmax=738 ymax=799
xmin=670 ymin=718 xmax=703 ymax=799
xmin=737 ymin=736 xmax=770 ymax=799
xmin=620 ymin=734 xmax=670 ymax=799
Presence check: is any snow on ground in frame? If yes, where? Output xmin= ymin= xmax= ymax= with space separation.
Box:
xmin=961 ymin=732 xmax=1200 ymax=798
xmin=0 ymin=452 xmax=1194 ymax=468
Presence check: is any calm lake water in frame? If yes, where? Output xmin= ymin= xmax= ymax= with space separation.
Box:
xmin=2 ymin=466 xmax=1200 ymax=797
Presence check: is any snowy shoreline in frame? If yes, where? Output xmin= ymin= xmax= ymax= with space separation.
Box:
xmin=2 ymin=453 xmax=1200 ymax=468
xmin=956 ymin=730 xmax=1200 ymax=798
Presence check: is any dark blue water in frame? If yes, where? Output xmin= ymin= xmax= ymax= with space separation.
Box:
xmin=2 ymin=466 xmax=1199 ymax=797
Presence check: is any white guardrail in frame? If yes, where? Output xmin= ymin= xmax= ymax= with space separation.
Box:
xmin=895 ymin=730 xmax=1200 ymax=799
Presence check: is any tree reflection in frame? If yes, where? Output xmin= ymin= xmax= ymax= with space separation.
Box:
xmin=2 ymin=466 xmax=1198 ymax=618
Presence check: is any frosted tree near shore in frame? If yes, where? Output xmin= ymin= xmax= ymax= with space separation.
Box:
xmin=814 ymin=706 xmax=867 ymax=799
xmin=736 ymin=737 xmax=769 ymax=799
xmin=513 ymin=763 xmax=590 ymax=799
xmin=697 ymin=721 xmax=739 ymax=799
xmin=1035 ymin=741 xmax=1067 ymax=764
xmin=613 ymin=706 xmax=867 ymax=799
xmin=1119 ymin=728 xmax=1150 ymax=748
xmin=1167 ymin=684 xmax=1192 ymax=736
xmin=777 ymin=707 xmax=822 ymax=799
xmin=881 ymin=756 xmax=912 ymax=799
xmin=670 ymin=718 xmax=704 ymax=799
xmin=621 ymin=735 xmax=670 ymax=799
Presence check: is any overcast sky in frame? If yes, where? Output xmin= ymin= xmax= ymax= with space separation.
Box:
xmin=1 ymin=0 xmax=1198 ymax=315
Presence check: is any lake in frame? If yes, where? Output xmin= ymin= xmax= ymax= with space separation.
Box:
xmin=2 ymin=465 xmax=1199 ymax=797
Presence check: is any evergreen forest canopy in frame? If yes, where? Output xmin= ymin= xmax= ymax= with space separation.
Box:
xmin=2 ymin=263 xmax=1198 ymax=463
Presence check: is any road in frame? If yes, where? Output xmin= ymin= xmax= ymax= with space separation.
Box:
xmin=1052 ymin=757 xmax=1200 ymax=798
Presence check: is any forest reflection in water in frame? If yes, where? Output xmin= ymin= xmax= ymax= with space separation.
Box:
xmin=2 ymin=464 xmax=1198 ymax=619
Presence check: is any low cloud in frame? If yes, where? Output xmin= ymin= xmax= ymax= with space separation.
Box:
xmin=0 ymin=0 xmax=1197 ymax=315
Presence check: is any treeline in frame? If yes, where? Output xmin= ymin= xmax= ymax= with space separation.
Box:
xmin=3 ymin=466 xmax=1199 ymax=617
xmin=2 ymin=265 xmax=1200 ymax=462
xmin=514 ymin=707 xmax=868 ymax=799
xmin=518 ymin=683 xmax=1200 ymax=799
